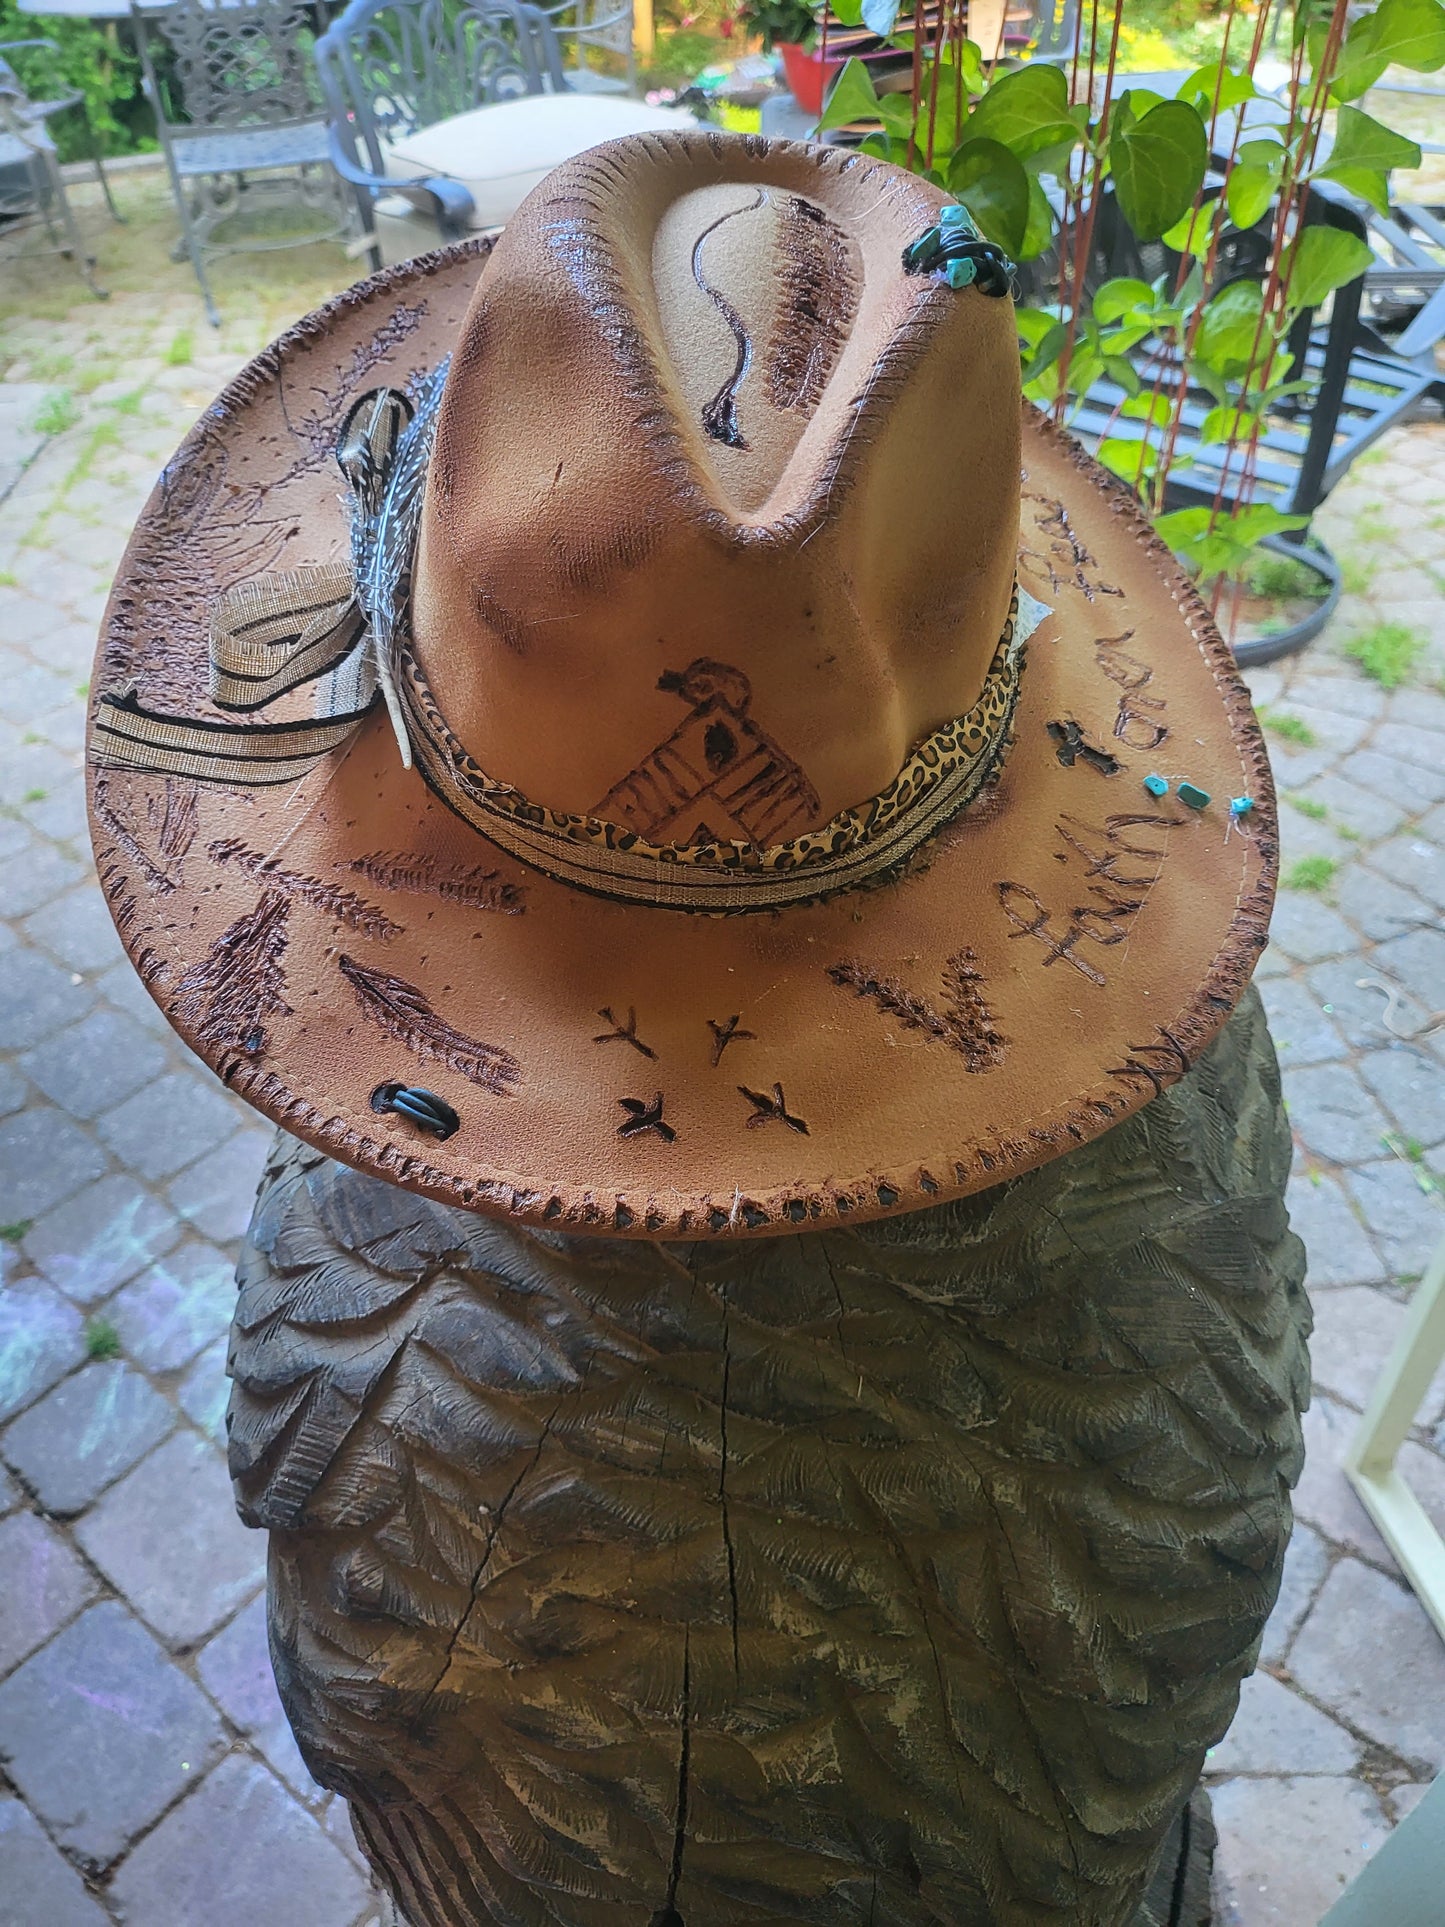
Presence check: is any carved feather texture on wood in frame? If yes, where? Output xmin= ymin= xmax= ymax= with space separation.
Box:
xmin=229 ymin=988 xmax=1307 ymax=1927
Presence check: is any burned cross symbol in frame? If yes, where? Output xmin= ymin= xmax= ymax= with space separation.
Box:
xmin=707 ymin=1014 xmax=755 ymax=1066
xmin=616 ymin=1093 xmax=676 ymax=1142
xmin=739 ymin=1082 xmax=810 ymax=1134
xmin=593 ymin=1007 xmax=656 ymax=1059
xmin=1046 ymin=720 xmax=1121 ymax=776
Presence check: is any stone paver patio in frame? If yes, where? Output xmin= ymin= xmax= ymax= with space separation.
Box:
xmin=2 ymin=169 xmax=1444 ymax=1925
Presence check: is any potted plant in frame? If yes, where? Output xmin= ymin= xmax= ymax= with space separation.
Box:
xmin=818 ymin=0 xmax=1445 ymax=662
xmin=737 ymin=0 xmax=835 ymax=113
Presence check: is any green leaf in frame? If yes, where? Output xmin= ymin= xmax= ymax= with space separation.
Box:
xmin=1155 ymin=503 xmax=1309 ymax=577
xmin=829 ymin=0 xmax=865 ymax=21
xmin=1121 ymin=391 xmax=1175 ymax=428
xmin=1356 ymin=0 xmax=1445 ymax=72
xmin=1110 ymin=99 xmax=1209 ymax=242
xmin=954 ymin=39 xmax=987 ymax=95
xmin=916 ymin=62 xmax=970 ymax=151
xmin=1014 ymin=305 xmax=1058 ymax=347
xmin=1020 ymin=317 xmax=1068 ymax=380
xmin=1227 ymin=505 xmax=1313 ymax=542
xmin=1177 ymin=60 xmax=1258 ymax=115
xmin=1326 ymin=104 xmax=1424 ymax=173
xmin=1153 ymin=506 xmax=1212 ymax=547
xmin=1018 ymin=175 xmax=1056 ymax=260
xmin=1116 ymin=86 xmax=1169 ymax=120
xmin=1100 ymin=319 xmax=1157 ymax=353
xmin=1226 ymin=156 xmax=1283 ymax=230
xmin=1092 ymin=276 xmax=1154 ymax=323
xmin=1161 ymin=201 xmax=1218 ymax=256
xmin=967 ymin=63 xmax=1078 ymax=160
xmin=861 ymin=0 xmax=900 ymax=36
xmin=1316 ymin=105 xmax=1422 ymax=213
xmin=1199 ymin=403 xmax=1258 ymax=444
xmin=1281 ymin=226 xmax=1375 ymax=309
xmin=819 ymin=57 xmax=882 ymax=132
xmin=1097 ymin=435 xmax=1157 ymax=486
xmin=1332 ymin=0 xmax=1445 ymax=100
xmin=948 ymin=138 xmax=1030 ymax=258
xmin=878 ymin=91 xmax=915 ymax=136
xmin=1194 ymin=279 xmax=1265 ymax=375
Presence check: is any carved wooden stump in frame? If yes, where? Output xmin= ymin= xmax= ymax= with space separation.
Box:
xmin=227 ymin=987 xmax=1308 ymax=1927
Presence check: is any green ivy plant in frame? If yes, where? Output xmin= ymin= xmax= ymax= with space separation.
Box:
xmin=816 ymin=0 xmax=1444 ymax=598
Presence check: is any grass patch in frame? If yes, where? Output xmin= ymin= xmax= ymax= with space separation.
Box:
xmin=1340 ymin=554 xmax=1377 ymax=595
xmin=85 ymin=1317 xmax=122 ymax=1362
xmin=1383 ymin=1131 xmax=1427 ymax=1164
xmin=1288 ymin=795 xmax=1328 ymax=820
xmin=22 ymin=788 xmax=46 ymax=804
xmin=1240 ymin=551 xmax=1330 ymax=600
xmin=1354 ymin=503 xmax=1390 ymax=544
xmin=33 ymin=388 xmax=79 ymax=436
xmin=165 ymin=328 xmax=194 ymax=366
xmin=0 ymin=569 xmax=17 ymax=587
xmin=1260 ymin=709 xmax=1317 ymax=747
xmin=1344 ymin=621 xmax=1425 ymax=689
xmin=1384 ymin=1132 xmax=1442 ymax=1196
xmin=0 ymin=1220 xmax=33 ymax=1243
xmin=1283 ymin=855 xmax=1337 ymax=893
xmin=74 ymin=359 xmax=119 ymax=396
xmin=25 ymin=349 xmax=74 ymax=384
xmin=110 ymin=389 xmax=147 ymax=416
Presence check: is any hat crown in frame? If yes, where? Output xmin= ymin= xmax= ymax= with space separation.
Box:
xmin=411 ymin=132 xmax=1022 ymax=837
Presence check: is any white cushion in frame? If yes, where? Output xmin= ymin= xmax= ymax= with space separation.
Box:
xmin=384 ymin=93 xmax=702 ymax=231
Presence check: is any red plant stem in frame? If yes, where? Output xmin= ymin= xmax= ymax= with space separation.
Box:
xmin=1208 ymin=0 xmax=1352 ymax=618
xmin=923 ymin=0 xmax=944 ymax=169
xmin=1053 ymin=0 xmax=1123 ymax=427
xmin=953 ymin=0 xmax=965 ymax=149
xmin=908 ymin=0 xmax=924 ymax=170
xmin=1147 ymin=0 xmax=1271 ymax=514
xmin=1049 ymin=0 xmax=1095 ymax=422
xmin=1208 ymin=0 xmax=1349 ymax=534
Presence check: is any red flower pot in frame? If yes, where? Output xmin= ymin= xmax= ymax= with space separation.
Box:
xmin=777 ymin=40 xmax=842 ymax=116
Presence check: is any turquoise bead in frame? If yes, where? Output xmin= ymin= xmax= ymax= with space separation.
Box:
xmin=1229 ymin=795 xmax=1254 ymax=816
xmin=1143 ymin=773 xmax=1169 ymax=797
xmin=903 ymin=226 xmax=941 ymax=272
xmin=943 ymin=256 xmax=978 ymax=289
xmin=1178 ymin=782 xmax=1211 ymax=810
xmin=939 ymin=203 xmax=978 ymax=236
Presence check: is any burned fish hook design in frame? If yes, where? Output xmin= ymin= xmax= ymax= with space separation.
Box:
xmin=694 ymin=189 xmax=767 ymax=449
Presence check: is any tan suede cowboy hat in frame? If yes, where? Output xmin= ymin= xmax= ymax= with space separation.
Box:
xmin=87 ymin=130 xmax=1277 ymax=1238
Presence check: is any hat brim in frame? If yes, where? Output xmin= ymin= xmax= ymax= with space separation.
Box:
xmin=88 ymin=241 xmax=1277 ymax=1238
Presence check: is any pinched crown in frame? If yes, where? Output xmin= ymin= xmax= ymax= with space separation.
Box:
xmin=410 ymin=132 xmax=1023 ymax=842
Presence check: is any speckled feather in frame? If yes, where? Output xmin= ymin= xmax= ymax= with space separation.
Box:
xmin=228 ymin=986 xmax=1308 ymax=1927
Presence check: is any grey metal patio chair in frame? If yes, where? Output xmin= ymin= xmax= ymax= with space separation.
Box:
xmin=0 ymin=49 xmax=107 ymax=296
xmin=0 ymin=39 xmax=120 ymax=221
xmin=538 ymin=0 xmax=633 ymax=94
xmin=315 ymin=0 xmax=564 ymax=267
xmin=0 ymin=46 xmax=110 ymax=298
xmin=130 ymin=0 xmax=348 ymax=325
